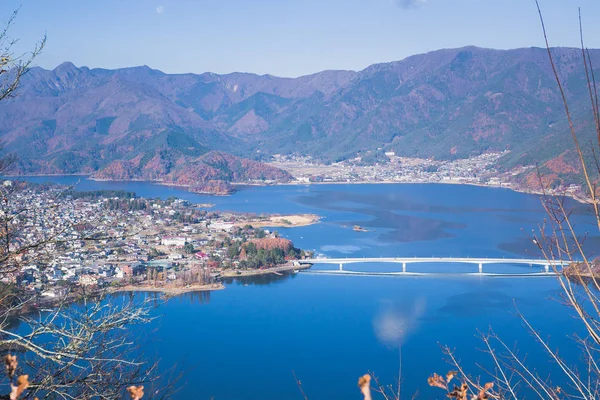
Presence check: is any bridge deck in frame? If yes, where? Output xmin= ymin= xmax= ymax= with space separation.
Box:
xmin=300 ymin=257 xmax=567 ymax=266
xmin=302 ymin=270 xmax=558 ymax=278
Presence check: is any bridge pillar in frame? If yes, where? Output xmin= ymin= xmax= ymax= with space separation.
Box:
xmin=545 ymin=264 xmax=549 ymax=273
xmin=402 ymin=262 xmax=406 ymax=273
xmin=478 ymin=263 xmax=483 ymax=274
xmin=339 ymin=263 xmax=343 ymax=271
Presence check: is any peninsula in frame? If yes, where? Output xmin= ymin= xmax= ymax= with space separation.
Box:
xmin=8 ymin=184 xmax=315 ymax=302
xmin=234 ymin=214 xmax=321 ymax=228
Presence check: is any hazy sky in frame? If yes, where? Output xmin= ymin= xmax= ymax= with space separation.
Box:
xmin=3 ymin=0 xmax=600 ymax=77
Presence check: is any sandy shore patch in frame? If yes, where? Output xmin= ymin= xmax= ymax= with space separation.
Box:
xmin=111 ymin=282 xmax=224 ymax=296
xmin=237 ymin=214 xmax=320 ymax=228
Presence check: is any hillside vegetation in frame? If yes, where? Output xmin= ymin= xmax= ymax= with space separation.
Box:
xmin=1 ymin=46 xmax=599 ymax=186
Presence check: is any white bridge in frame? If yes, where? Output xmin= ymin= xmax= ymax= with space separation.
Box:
xmin=297 ymin=257 xmax=569 ymax=276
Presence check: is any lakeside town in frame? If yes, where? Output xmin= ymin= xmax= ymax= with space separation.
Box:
xmin=1 ymin=158 xmax=588 ymax=307
xmin=2 ymin=181 xmax=316 ymax=303
xmin=269 ymin=151 xmax=583 ymax=198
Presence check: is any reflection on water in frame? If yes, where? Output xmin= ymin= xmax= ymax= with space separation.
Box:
xmin=320 ymin=244 xmax=363 ymax=254
xmin=564 ymin=274 xmax=600 ymax=289
xmin=179 ymin=291 xmax=212 ymax=304
xmin=295 ymin=188 xmax=537 ymax=214
xmin=119 ymin=290 xmax=212 ymax=305
xmin=13 ymin=176 xmax=600 ymax=256
xmin=221 ymin=271 xmax=298 ymax=286
xmin=141 ymin=274 xmax=587 ymax=399
xmin=438 ymin=291 xmax=515 ymax=318
xmin=297 ymin=191 xmax=467 ymax=242
xmin=373 ymin=298 xmax=426 ymax=346
xmin=8 ymin=177 xmax=600 ymax=399
xmin=354 ymin=210 xmax=464 ymax=242
xmin=499 ymin=233 xmax=600 ymax=258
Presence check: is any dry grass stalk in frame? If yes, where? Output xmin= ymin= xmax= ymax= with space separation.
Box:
xmin=7 ymin=374 xmax=29 ymax=400
xmin=359 ymin=374 xmax=372 ymax=400
xmin=428 ymin=369 xmax=494 ymax=400
xmin=127 ymin=385 xmax=145 ymax=399
xmin=421 ymin=3 xmax=600 ymax=400
xmin=3 ymin=355 xmax=16 ymax=379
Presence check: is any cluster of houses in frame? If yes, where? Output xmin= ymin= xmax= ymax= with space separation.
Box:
xmin=17 ymin=262 xmax=148 ymax=297
xmin=271 ymin=152 xmax=508 ymax=185
xmin=1 ymin=184 xmax=272 ymax=299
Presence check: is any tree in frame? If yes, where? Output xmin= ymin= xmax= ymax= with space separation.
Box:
xmin=353 ymin=5 xmax=600 ymax=400
xmin=0 ymin=8 xmax=45 ymax=176
xmin=227 ymin=242 xmax=240 ymax=259
xmin=0 ymin=11 xmax=166 ymax=399
xmin=0 ymin=9 xmax=45 ymax=103
xmin=183 ymin=242 xmax=194 ymax=254
xmin=422 ymin=4 xmax=600 ymax=400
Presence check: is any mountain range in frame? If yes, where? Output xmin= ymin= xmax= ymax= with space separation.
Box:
xmin=1 ymin=46 xmax=598 ymax=191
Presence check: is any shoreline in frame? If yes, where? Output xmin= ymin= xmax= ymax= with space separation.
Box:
xmin=4 ymin=173 xmax=90 ymax=177
xmin=110 ymin=282 xmax=225 ymax=296
xmin=261 ymin=180 xmax=589 ymax=205
xmin=234 ymin=213 xmax=321 ymax=228
xmin=91 ymin=177 xmax=238 ymax=196
xmin=105 ymin=263 xmax=311 ymax=295
xmin=221 ymin=263 xmax=311 ymax=278
xmin=7 ymin=173 xmax=588 ymax=204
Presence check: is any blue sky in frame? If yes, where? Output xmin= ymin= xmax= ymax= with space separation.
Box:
xmin=3 ymin=0 xmax=600 ymax=77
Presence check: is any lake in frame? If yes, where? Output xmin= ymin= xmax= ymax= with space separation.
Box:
xmin=17 ymin=177 xmax=599 ymax=399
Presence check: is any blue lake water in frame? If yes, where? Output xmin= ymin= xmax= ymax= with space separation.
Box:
xmin=18 ymin=177 xmax=599 ymax=398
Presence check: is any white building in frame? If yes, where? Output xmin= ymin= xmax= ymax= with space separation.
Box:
xmin=161 ymin=236 xmax=187 ymax=247
xmin=79 ymin=275 xmax=98 ymax=286
xmin=211 ymin=222 xmax=234 ymax=232
xmin=41 ymin=287 xmax=68 ymax=298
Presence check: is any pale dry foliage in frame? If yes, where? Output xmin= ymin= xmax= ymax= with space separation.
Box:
xmin=427 ymin=372 xmax=494 ymax=400
xmin=0 ymin=354 xmax=148 ymax=399
xmin=0 ymin=173 xmax=165 ymax=398
xmin=422 ymin=2 xmax=600 ymax=399
xmin=127 ymin=385 xmax=144 ymax=400
xmin=0 ymin=11 xmax=167 ymax=399
xmin=358 ymin=374 xmax=372 ymax=400
xmin=0 ymin=8 xmax=45 ymax=103
xmin=1 ymin=355 xmax=30 ymax=400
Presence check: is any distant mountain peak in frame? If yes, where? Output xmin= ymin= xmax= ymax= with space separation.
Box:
xmin=53 ymin=61 xmax=78 ymax=73
xmin=3 ymin=46 xmax=600 ymax=193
